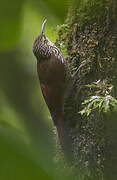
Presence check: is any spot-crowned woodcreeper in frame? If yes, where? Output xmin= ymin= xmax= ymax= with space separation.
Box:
xmin=33 ymin=20 xmax=68 ymax=147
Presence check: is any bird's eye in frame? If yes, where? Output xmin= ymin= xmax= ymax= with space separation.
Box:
xmin=44 ymin=39 xmax=47 ymax=43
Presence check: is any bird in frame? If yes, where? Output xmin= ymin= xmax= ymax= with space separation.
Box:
xmin=33 ymin=20 xmax=68 ymax=147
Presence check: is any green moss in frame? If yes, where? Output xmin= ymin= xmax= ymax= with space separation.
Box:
xmin=56 ymin=0 xmax=117 ymax=179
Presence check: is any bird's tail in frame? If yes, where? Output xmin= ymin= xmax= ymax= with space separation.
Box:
xmin=52 ymin=112 xmax=73 ymax=160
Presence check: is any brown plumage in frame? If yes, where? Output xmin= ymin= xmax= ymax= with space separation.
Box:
xmin=33 ymin=20 xmax=67 ymax=143
xmin=37 ymin=54 xmax=66 ymax=126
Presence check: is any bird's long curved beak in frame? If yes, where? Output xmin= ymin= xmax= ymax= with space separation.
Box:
xmin=41 ymin=19 xmax=47 ymax=34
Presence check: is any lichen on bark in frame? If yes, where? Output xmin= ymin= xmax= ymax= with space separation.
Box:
xmin=55 ymin=0 xmax=117 ymax=179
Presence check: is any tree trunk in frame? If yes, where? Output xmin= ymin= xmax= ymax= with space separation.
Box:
xmin=56 ymin=0 xmax=117 ymax=179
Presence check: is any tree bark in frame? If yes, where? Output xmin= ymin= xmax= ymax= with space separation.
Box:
xmin=56 ymin=0 xmax=117 ymax=179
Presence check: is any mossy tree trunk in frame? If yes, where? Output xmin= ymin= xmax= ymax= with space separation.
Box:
xmin=57 ymin=0 xmax=117 ymax=179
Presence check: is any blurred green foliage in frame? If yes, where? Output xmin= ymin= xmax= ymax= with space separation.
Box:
xmin=0 ymin=0 xmax=23 ymax=50
xmin=0 ymin=0 xmax=68 ymax=51
xmin=0 ymin=127 xmax=52 ymax=180
xmin=0 ymin=0 xmax=69 ymax=179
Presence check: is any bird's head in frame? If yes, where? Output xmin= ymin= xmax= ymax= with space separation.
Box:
xmin=33 ymin=19 xmax=51 ymax=61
